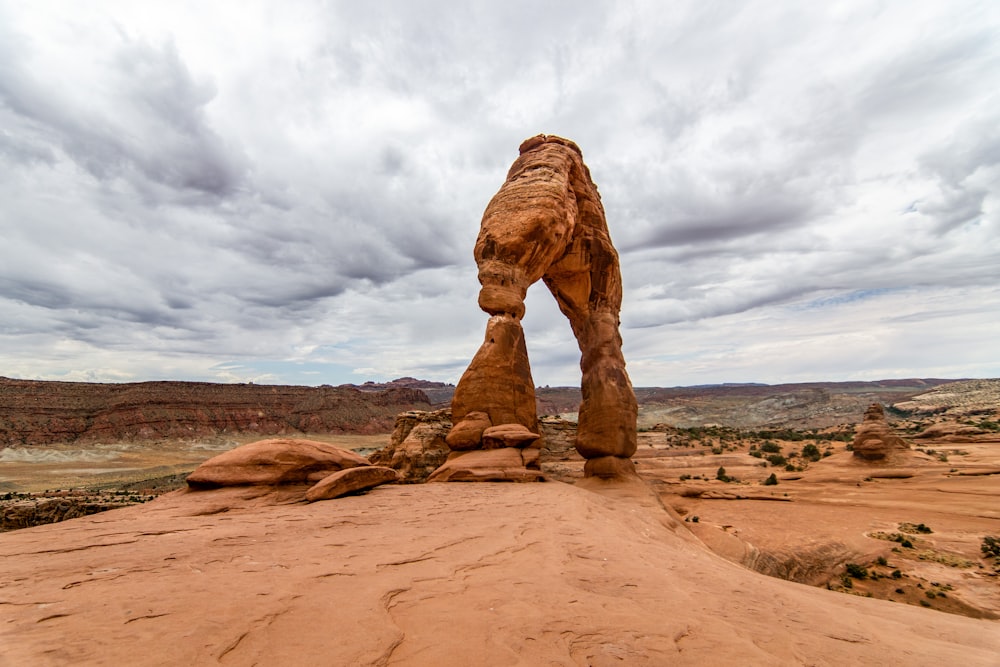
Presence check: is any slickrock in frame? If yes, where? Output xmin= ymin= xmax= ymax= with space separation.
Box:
xmin=1 ymin=482 xmax=997 ymax=665
xmin=185 ymin=438 xmax=369 ymax=488
xmin=368 ymin=409 xmax=452 ymax=482
xmin=305 ymin=466 xmax=399 ymax=502
xmin=440 ymin=135 xmax=638 ymax=480
xmin=427 ymin=448 xmax=544 ymax=482
xmin=852 ymin=403 xmax=911 ymax=462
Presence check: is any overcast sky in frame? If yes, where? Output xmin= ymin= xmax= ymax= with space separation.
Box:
xmin=1 ymin=1 xmax=998 ymax=388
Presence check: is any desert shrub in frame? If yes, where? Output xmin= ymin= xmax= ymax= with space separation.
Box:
xmin=691 ymin=515 xmax=699 ymax=523
xmin=711 ymin=446 xmax=723 ymax=455
xmin=845 ymin=563 xmax=868 ymax=579
xmin=761 ymin=441 xmax=781 ymax=453
xmin=976 ymin=420 xmax=1000 ymax=432
xmin=716 ymin=466 xmax=730 ymax=482
xmin=801 ymin=443 xmax=821 ymax=461
xmin=766 ymin=454 xmax=786 ymax=466
xmin=679 ymin=474 xmax=691 ymax=481
xmin=749 ymin=450 xmax=763 ymax=458
xmin=892 ymin=570 xmax=902 ymax=579
xmin=876 ymin=556 xmax=888 ymax=566
xmin=763 ymin=473 xmax=778 ymax=486
xmin=982 ymin=536 xmax=1000 ymax=559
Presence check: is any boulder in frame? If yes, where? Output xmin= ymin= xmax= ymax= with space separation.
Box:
xmin=305 ymin=466 xmax=399 ymax=502
xmin=482 ymin=423 xmax=541 ymax=449
xmin=186 ymin=439 xmax=369 ymax=488
xmin=445 ymin=410 xmax=492 ymax=450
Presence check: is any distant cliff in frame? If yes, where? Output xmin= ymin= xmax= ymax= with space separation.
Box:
xmin=0 ymin=378 xmax=430 ymax=446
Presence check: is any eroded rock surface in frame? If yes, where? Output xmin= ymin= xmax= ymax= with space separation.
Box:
xmin=368 ymin=409 xmax=452 ymax=482
xmin=2 ymin=483 xmax=998 ymax=666
xmin=440 ymin=135 xmax=638 ymax=481
xmin=852 ymin=403 xmax=911 ymax=461
xmin=186 ymin=438 xmax=369 ymax=488
xmin=305 ymin=466 xmax=399 ymax=502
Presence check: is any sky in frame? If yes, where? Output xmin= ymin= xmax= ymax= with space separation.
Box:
xmin=1 ymin=1 xmax=998 ymax=388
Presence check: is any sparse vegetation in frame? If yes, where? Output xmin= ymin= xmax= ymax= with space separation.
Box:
xmin=845 ymin=563 xmax=869 ymax=579
xmin=801 ymin=443 xmax=821 ymax=462
xmin=763 ymin=473 xmax=778 ymax=486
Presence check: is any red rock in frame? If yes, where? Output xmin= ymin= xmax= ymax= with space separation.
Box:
xmin=305 ymin=466 xmax=398 ymax=502
xmin=427 ymin=448 xmax=544 ymax=482
xmin=186 ymin=438 xmax=369 ymax=488
xmin=852 ymin=404 xmax=910 ymax=462
xmin=0 ymin=377 xmax=430 ymax=446
xmin=368 ymin=409 xmax=452 ymax=482
xmin=481 ymin=423 xmax=540 ymax=449
xmin=445 ymin=410 xmax=492 ymax=450
xmin=439 ymin=135 xmax=638 ymax=481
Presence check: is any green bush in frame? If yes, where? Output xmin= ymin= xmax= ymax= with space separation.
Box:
xmin=766 ymin=454 xmax=786 ymax=466
xmin=982 ymin=536 xmax=1000 ymax=559
xmin=801 ymin=443 xmax=821 ymax=461
xmin=763 ymin=473 xmax=778 ymax=486
xmin=761 ymin=441 xmax=782 ymax=453
xmin=845 ymin=563 xmax=869 ymax=579
xmin=716 ymin=466 xmax=730 ymax=482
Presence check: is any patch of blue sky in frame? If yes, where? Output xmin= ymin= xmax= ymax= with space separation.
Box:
xmin=795 ymin=287 xmax=905 ymax=311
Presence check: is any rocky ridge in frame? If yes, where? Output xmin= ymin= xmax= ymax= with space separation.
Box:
xmin=0 ymin=377 xmax=430 ymax=446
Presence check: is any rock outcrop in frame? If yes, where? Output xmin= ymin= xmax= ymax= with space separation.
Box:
xmin=852 ymin=403 xmax=911 ymax=461
xmin=0 ymin=377 xmax=430 ymax=446
xmin=304 ymin=466 xmax=399 ymax=502
xmin=186 ymin=438 xmax=399 ymax=502
xmin=440 ymin=134 xmax=638 ymax=481
xmin=186 ymin=438 xmax=371 ymax=487
xmin=368 ymin=409 xmax=453 ymax=482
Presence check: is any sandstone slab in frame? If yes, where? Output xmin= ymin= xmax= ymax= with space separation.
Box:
xmin=305 ymin=466 xmax=399 ymax=502
xmin=427 ymin=448 xmax=544 ymax=482
xmin=186 ymin=438 xmax=369 ymax=488
xmin=1 ymin=483 xmax=997 ymax=665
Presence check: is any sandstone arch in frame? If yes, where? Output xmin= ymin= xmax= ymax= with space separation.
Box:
xmin=429 ymin=135 xmax=638 ymax=481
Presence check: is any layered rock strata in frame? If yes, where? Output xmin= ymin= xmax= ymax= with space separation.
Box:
xmin=438 ymin=135 xmax=638 ymax=481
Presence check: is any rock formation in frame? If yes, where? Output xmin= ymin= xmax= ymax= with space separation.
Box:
xmin=852 ymin=403 xmax=910 ymax=461
xmin=368 ymin=409 xmax=453 ymax=482
xmin=436 ymin=134 xmax=638 ymax=481
xmin=0 ymin=377 xmax=430 ymax=446
xmin=186 ymin=438 xmax=398 ymax=501
xmin=186 ymin=439 xmax=370 ymax=488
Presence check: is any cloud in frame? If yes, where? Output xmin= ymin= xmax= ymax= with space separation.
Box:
xmin=0 ymin=1 xmax=997 ymax=388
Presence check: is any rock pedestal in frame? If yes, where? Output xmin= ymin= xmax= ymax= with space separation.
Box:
xmin=433 ymin=135 xmax=638 ymax=481
xmin=852 ymin=403 xmax=911 ymax=461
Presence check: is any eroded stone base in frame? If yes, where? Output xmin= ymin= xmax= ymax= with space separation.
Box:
xmin=427 ymin=448 xmax=544 ymax=482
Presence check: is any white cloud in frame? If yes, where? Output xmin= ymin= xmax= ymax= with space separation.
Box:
xmin=0 ymin=0 xmax=998 ymax=388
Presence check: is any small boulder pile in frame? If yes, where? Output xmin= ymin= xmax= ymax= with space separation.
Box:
xmin=851 ymin=403 xmax=910 ymax=462
xmin=186 ymin=438 xmax=398 ymax=501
